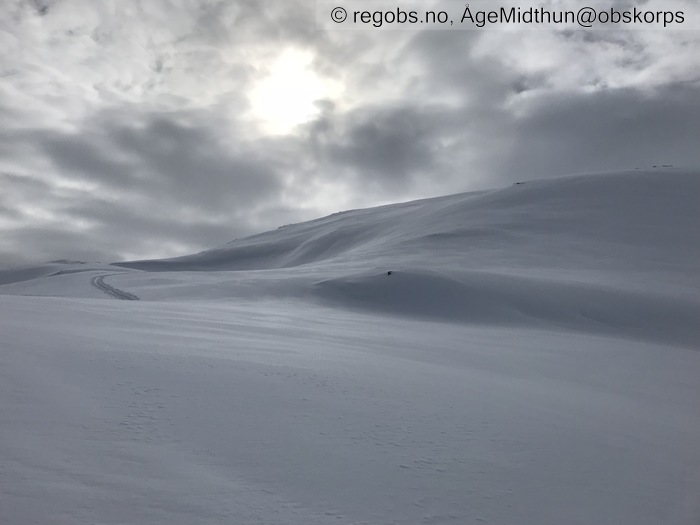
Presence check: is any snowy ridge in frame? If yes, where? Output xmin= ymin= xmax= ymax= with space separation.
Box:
xmin=114 ymin=169 xmax=700 ymax=278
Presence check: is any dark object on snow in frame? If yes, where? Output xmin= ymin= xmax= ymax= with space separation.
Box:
xmin=387 ymin=271 xmax=393 ymax=276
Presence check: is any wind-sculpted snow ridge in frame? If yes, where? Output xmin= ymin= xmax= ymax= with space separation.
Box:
xmin=312 ymin=268 xmax=700 ymax=348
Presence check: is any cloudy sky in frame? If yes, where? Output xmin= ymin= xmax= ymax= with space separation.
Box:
xmin=1 ymin=0 xmax=699 ymax=267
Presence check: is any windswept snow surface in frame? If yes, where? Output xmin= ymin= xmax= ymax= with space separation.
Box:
xmin=1 ymin=169 xmax=699 ymax=524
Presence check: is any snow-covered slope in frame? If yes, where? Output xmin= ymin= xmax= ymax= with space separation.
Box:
xmin=1 ymin=169 xmax=699 ymax=525
xmin=115 ymin=169 xmax=699 ymax=278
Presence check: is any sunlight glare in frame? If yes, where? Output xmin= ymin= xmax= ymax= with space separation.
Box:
xmin=248 ymin=48 xmax=339 ymax=135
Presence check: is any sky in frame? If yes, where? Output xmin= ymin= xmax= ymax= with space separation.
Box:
xmin=1 ymin=0 xmax=700 ymax=267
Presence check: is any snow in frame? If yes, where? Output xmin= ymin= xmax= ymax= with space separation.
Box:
xmin=1 ymin=169 xmax=699 ymax=524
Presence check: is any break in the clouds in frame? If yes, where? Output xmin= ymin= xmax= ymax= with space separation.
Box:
xmin=1 ymin=0 xmax=700 ymax=266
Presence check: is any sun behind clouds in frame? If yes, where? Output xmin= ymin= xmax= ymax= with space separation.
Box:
xmin=248 ymin=48 xmax=341 ymax=135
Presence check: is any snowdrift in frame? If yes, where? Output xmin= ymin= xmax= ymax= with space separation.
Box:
xmin=312 ymin=268 xmax=699 ymax=347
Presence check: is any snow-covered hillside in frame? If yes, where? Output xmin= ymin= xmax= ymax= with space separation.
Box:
xmin=1 ymin=169 xmax=699 ymax=525
xmin=118 ymin=169 xmax=699 ymax=278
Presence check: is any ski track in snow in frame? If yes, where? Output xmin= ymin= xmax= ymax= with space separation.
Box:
xmin=90 ymin=274 xmax=139 ymax=301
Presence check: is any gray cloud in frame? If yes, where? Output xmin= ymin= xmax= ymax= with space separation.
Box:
xmin=1 ymin=0 xmax=700 ymax=267
xmin=0 ymin=107 xmax=293 ymax=266
xmin=309 ymin=105 xmax=441 ymax=187
xmin=496 ymin=83 xmax=700 ymax=182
